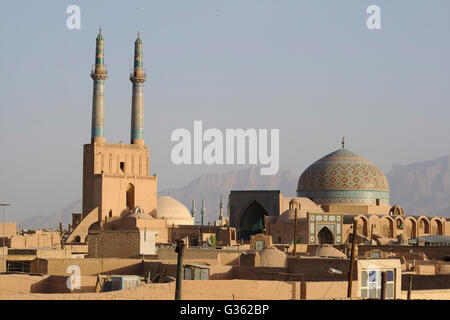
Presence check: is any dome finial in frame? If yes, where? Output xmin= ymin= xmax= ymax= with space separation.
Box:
xmin=342 ymin=136 xmax=345 ymax=149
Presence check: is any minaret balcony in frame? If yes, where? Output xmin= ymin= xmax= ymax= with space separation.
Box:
xmin=130 ymin=68 xmax=147 ymax=82
xmin=91 ymin=64 xmax=109 ymax=79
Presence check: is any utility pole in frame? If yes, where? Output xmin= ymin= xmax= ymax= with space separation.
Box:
xmin=370 ymin=224 xmax=374 ymax=245
xmin=1 ymin=204 xmax=10 ymax=273
xmin=291 ymin=279 xmax=296 ymax=300
xmin=347 ymin=219 xmax=358 ymax=298
xmin=172 ymin=223 xmax=175 ymax=243
xmin=407 ymin=275 xmax=413 ymax=300
xmin=293 ymin=207 xmax=298 ymax=256
xmin=175 ymin=239 xmax=185 ymax=300
xmin=59 ymin=222 xmax=63 ymax=249
xmin=380 ymin=271 xmax=387 ymax=300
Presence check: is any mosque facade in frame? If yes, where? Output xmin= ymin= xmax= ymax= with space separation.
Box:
xmin=66 ymin=31 xmax=221 ymax=253
xmin=229 ymin=144 xmax=450 ymax=245
xmin=67 ymin=31 xmax=449 ymax=253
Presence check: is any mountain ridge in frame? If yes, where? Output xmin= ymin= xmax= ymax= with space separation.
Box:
xmin=22 ymin=154 xmax=450 ymax=229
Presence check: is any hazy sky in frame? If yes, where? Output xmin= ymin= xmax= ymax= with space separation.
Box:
xmin=1 ymin=0 xmax=449 ymax=221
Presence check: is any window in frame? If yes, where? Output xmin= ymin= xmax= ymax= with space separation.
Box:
xmin=120 ymin=162 xmax=125 ymax=172
xmin=7 ymin=261 xmax=31 ymax=273
xmin=255 ymin=240 xmax=265 ymax=251
xmin=361 ymin=269 xmax=395 ymax=299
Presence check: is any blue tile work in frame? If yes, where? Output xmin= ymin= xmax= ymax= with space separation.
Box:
xmin=130 ymin=34 xmax=146 ymax=143
xmin=90 ymin=30 xmax=108 ymax=142
xmin=297 ymin=149 xmax=390 ymax=205
xmin=308 ymin=213 xmax=343 ymax=244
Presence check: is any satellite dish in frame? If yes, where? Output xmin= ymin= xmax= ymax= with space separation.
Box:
xmin=328 ymin=267 xmax=343 ymax=275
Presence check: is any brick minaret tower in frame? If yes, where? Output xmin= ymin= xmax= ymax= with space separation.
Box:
xmin=90 ymin=28 xmax=108 ymax=143
xmin=130 ymin=32 xmax=147 ymax=145
xmin=219 ymin=195 xmax=224 ymax=220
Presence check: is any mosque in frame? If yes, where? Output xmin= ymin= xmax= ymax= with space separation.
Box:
xmin=67 ymin=30 xmax=449 ymax=255
xmin=66 ymin=30 xmax=230 ymax=257
xmin=229 ymin=139 xmax=450 ymax=245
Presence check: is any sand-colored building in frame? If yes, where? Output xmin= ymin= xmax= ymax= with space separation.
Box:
xmin=66 ymin=31 xmax=234 ymax=258
xmin=229 ymin=146 xmax=450 ymax=245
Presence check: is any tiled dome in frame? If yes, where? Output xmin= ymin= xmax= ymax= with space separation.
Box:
xmin=297 ymin=149 xmax=389 ymax=205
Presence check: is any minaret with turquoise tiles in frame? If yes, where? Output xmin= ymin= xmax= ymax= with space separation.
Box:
xmin=130 ymin=32 xmax=147 ymax=145
xmin=90 ymin=28 xmax=108 ymax=143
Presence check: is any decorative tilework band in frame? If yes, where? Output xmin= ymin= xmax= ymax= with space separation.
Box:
xmin=298 ymin=190 xmax=389 ymax=199
xmin=131 ymin=84 xmax=144 ymax=141
xmin=91 ymin=80 xmax=105 ymax=139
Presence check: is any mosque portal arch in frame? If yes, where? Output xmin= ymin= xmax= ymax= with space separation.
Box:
xmin=317 ymin=226 xmax=334 ymax=244
xmin=238 ymin=200 xmax=268 ymax=240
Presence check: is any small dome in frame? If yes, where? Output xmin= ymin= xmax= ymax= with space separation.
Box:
xmin=259 ymin=246 xmax=287 ymax=267
xmin=156 ymin=196 xmax=194 ymax=225
xmin=313 ymin=244 xmax=347 ymax=258
xmin=297 ymin=148 xmax=390 ymax=205
xmin=128 ymin=206 xmax=153 ymax=219
xmin=277 ymin=209 xmax=296 ymax=223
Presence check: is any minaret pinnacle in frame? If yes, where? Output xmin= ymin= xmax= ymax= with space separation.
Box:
xmin=130 ymin=32 xmax=147 ymax=145
xmin=90 ymin=29 xmax=108 ymax=143
xmin=342 ymin=136 xmax=345 ymax=149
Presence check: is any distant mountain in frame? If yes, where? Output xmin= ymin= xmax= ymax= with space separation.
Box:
xmin=21 ymin=168 xmax=297 ymax=229
xmin=21 ymin=154 xmax=450 ymax=229
xmin=22 ymin=198 xmax=81 ymax=230
xmin=160 ymin=167 xmax=298 ymax=223
xmin=387 ymin=154 xmax=450 ymax=217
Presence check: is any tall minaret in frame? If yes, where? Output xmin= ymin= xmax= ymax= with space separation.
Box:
xmin=191 ymin=200 xmax=196 ymax=218
xmin=130 ymin=32 xmax=147 ymax=145
xmin=219 ymin=195 xmax=223 ymax=220
xmin=201 ymin=200 xmax=206 ymax=226
xmin=90 ymin=28 xmax=108 ymax=143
